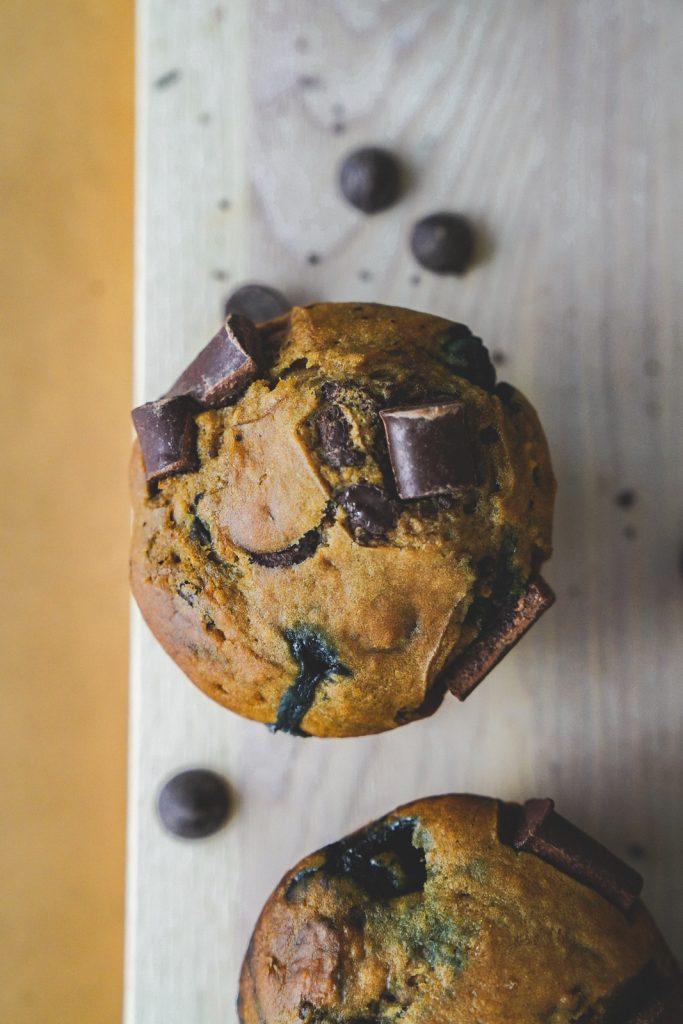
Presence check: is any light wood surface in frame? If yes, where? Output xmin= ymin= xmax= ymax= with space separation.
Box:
xmin=128 ymin=2 xmax=682 ymax=1021
xmin=0 ymin=2 xmax=132 ymax=1022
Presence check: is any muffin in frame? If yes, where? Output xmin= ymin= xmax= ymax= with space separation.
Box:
xmin=239 ymin=794 xmax=682 ymax=1023
xmin=130 ymin=302 xmax=555 ymax=737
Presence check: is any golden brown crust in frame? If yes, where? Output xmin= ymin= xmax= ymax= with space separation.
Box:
xmin=130 ymin=303 xmax=556 ymax=736
xmin=239 ymin=795 xmax=681 ymax=1024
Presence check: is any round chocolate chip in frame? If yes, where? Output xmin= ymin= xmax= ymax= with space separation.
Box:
xmin=338 ymin=483 xmax=396 ymax=537
xmin=410 ymin=212 xmax=474 ymax=275
xmin=224 ymin=283 xmax=290 ymax=323
xmin=338 ymin=147 xmax=401 ymax=214
xmin=157 ymin=768 xmax=231 ymax=839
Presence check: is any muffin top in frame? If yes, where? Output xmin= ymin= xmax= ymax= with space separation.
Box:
xmin=239 ymin=795 xmax=681 ymax=1024
xmin=130 ymin=302 xmax=555 ymax=737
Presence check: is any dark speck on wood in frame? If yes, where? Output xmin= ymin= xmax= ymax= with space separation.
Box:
xmin=154 ymin=69 xmax=181 ymax=89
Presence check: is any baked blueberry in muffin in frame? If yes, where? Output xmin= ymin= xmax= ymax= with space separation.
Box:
xmin=130 ymin=303 xmax=555 ymax=737
xmin=238 ymin=795 xmax=682 ymax=1023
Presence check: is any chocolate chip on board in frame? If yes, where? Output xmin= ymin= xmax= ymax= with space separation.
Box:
xmin=443 ymin=575 xmax=555 ymax=700
xmin=410 ymin=212 xmax=474 ymax=275
xmin=338 ymin=483 xmax=396 ymax=537
xmin=224 ymin=283 xmax=291 ymax=323
xmin=166 ymin=314 xmax=261 ymax=407
xmin=499 ymin=797 xmax=644 ymax=913
xmin=131 ymin=395 xmax=198 ymax=484
xmin=157 ymin=768 xmax=231 ymax=839
xmin=338 ymin=146 xmax=401 ymax=213
xmin=380 ymin=400 xmax=476 ymax=499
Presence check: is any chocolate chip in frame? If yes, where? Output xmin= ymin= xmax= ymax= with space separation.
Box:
xmin=314 ymin=403 xmax=365 ymax=468
xmin=410 ymin=212 xmax=474 ymax=274
xmin=339 ymin=147 xmax=401 ymax=213
xmin=444 ymin=575 xmax=555 ymax=700
xmin=223 ymin=283 xmax=291 ymax=323
xmin=479 ymin=426 xmax=499 ymax=445
xmin=273 ymin=626 xmax=351 ymax=736
xmin=615 ymin=488 xmax=637 ymax=508
xmin=190 ymin=516 xmax=212 ymax=549
xmin=441 ymin=324 xmax=496 ymax=392
xmin=157 ymin=768 xmax=231 ymax=838
xmin=132 ymin=396 xmax=198 ymax=484
xmin=500 ymin=797 xmax=644 ymax=913
xmin=167 ymin=314 xmax=261 ymax=407
xmin=323 ymin=818 xmax=427 ymax=900
xmin=380 ymin=401 xmax=477 ymax=499
xmin=338 ymin=483 xmax=396 ymax=538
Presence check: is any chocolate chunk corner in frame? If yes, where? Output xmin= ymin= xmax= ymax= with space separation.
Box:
xmin=132 ymin=395 xmax=198 ymax=484
xmin=167 ymin=313 xmax=261 ymax=407
xmin=500 ymin=797 xmax=644 ymax=913
xmin=444 ymin=575 xmax=555 ymax=700
xmin=338 ymin=483 xmax=396 ymax=539
xmin=380 ymin=400 xmax=476 ymax=499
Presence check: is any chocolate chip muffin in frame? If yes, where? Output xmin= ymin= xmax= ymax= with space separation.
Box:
xmin=239 ymin=795 xmax=682 ymax=1024
xmin=130 ymin=303 xmax=555 ymax=737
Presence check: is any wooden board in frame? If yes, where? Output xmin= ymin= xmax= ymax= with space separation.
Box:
xmin=127 ymin=2 xmax=683 ymax=1020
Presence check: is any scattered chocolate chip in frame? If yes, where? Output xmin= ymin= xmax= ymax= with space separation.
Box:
xmin=167 ymin=314 xmax=261 ymax=407
xmin=444 ymin=575 xmax=555 ymax=700
xmin=314 ymin=403 xmax=364 ymax=468
xmin=157 ymin=768 xmax=231 ymax=838
xmin=224 ymin=283 xmax=291 ymax=323
xmin=154 ymin=68 xmax=181 ymax=89
xmin=217 ymin=197 xmax=231 ymax=211
xmin=441 ymin=324 xmax=496 ymax=392
xmin=297 ymin=73 xmax=321 ymax=88
xmin=410 ymin=212 xmax=474 ymax=274
xmin=624 ymin=525 xmax=638 ymax=540
xmin=339 ymin=147 xmax=401 ymax=214
xmin=132 ymin=396 xmax=198 ymax=484
xmin=331 ymin=122 xmax=346 ymax=135
xmin=338 ymin=483 xmax=396 ymax=538
xmin=615 ymin=488 xmax=637 ymax=508
xmin=627 ymin=842 xmax=647 ymax=861
xmin=307 ymin=252 xmax=321 ymax=265
xmin=274 ymin=626 xmax=351 ymax=735
xmin=500 ymin=797 xmax=644 ymax=913
xmin=409 ymin=273 xmax=421 ymax=285
xmin=358 ymin=268 xmax=373 ymax=281
xmin=491 ymin=350 xmax=506 ymax=366
xmin=380 ymin=400 xmax=477 ymax=500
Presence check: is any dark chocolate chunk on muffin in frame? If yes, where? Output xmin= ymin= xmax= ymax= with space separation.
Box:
xmin=130 ymin=303 xmax=555 ymax=736
xmin=239 ymin=795 xmax=682 ymax=1024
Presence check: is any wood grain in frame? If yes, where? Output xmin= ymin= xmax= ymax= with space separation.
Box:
xmin=128 ymin=2 xmax=682 ymax=1021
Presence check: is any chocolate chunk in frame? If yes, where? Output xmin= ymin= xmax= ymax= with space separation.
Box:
xmin=500 ymin=797 xmax=644 ymax=913
xmin=156 ymin=768 xmax=231 ymax=839
xmin=444 ymin=575 xmax=555 ymax=700
xmin=273 ymin=626 xmax=351 ymax=736
xmin=380 ymin=400 xmax=476 ymax=499
xmin=338 ymin=146 xmax=401 ymax=213
xmin=167 ymin=314 xmax=261 ymax=407
xmin=314 ymin=403 xmax=364 ymax=468
xmin=132 ymin=395 xmax=198 ymax=484
xmin=338 ymin=483 xmax=396 ymax=538
xmin=441 ymin=324 xmax=496 ymax=392
xmin=588 ymin=962 xmax=683 ymax=1024
xmin=249 ymin=525 xmax=323 ymax=568
xmin=224 ymin=283 xmax=291 ymax=323
xmin=410 ymin=212 xmax=474 ymax=275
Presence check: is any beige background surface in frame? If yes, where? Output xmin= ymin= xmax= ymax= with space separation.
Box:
xmin=0 ymin=2 xmax=132 ymax=1021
